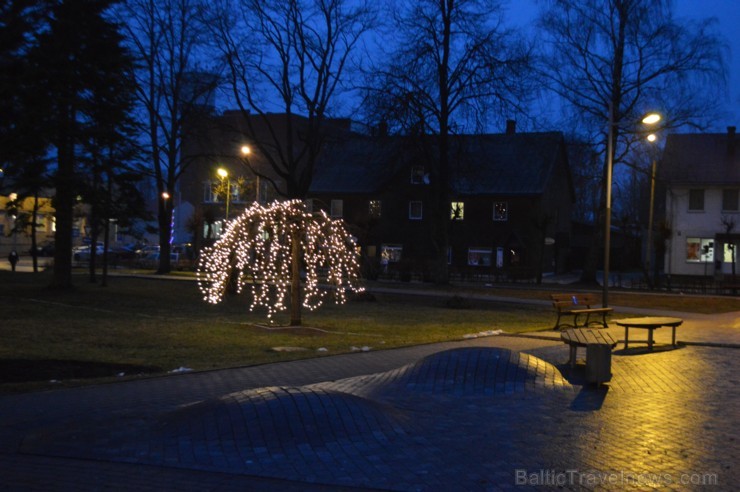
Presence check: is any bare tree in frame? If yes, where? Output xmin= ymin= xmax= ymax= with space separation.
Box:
xmin=363 ymin=0 xmax=533 ymax=283
xmin=205 ymin=0 xmax=374 ymax=199
xmin=537 ymin=0 xmax=727 ymax=283
xmin=121 ymin=0 xmax=218 ymax=274
xmin=202 ymin=0 xmax=373 ymax=322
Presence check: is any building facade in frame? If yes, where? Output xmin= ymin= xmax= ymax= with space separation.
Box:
xmin=309 ymin=131 xmax=574 ymax=281
xmin=661 ymin=126 xmax=740 ymax=279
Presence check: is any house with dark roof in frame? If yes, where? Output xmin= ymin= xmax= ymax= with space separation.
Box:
xmin=661 ymin=126 xmax=740 ymax=279
xmin=309 ymin=130 xmax=574 ymax=281
xmin=178 ymin=111 xmax=362 ymax=249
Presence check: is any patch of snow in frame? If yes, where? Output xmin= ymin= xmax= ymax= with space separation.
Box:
xmin=169 ymin=367 xmax=193 ymax=373
xmin=271 ymin=346 xmax=308 ymax=352
xmin=478 ymin=329 xmax=504 ymax=336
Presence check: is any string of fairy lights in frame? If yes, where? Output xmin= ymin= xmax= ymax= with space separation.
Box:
xmin=196 ymin=200 xmax=364 ymax=320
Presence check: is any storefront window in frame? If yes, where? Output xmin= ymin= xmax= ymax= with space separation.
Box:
xmin=686 ymin=237 xmax=713 ymax=262
xmin=468 ymin=247 xmax=492 ymax=266
xmin=381 ymin=244 xmax=402 ymax=263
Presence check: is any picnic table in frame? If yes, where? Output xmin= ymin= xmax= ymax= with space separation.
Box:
xmin=614 ymin=317 xmax=683 ymax=351
xmin=560 ymin=328 xmax=618 ymax=384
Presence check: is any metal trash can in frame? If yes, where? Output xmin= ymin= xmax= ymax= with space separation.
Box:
xmin=585 ymin=344 xmax=612 ymax=383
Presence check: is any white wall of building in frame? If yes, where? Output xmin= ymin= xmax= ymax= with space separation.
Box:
xmin=665 ymin=186 xmax=739 ymax=277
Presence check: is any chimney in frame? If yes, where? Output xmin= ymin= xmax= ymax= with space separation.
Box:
xmin=729 ymin=126 xmax=737 ymax=156
xmin=505 ymin=119 xmax=516 ymax=134
xmin=378 ymin=120 xmax=388 ymax=137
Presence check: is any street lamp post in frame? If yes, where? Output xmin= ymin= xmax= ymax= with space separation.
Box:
xmin=645 ymin=134 xmax=658 ymax=287
xmin=603 ymin=103 xmax=615 ymax=308
xmin=240 ymin=145 xmax=260 ymax=203
xmin=603 ymin=108 xmax=661 ymax=307
xmin=217 ymin=168 xmax=230 ymax=221
xmin=161 ymin=191 xmax=172 ymax=245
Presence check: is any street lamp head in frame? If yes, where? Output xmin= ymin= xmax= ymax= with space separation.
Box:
xmin=646 ymin=133 xmax=657 ymax=143
xmin=162 ymin=191 xmax=170 ymax=200
xmin=240 ymin=145 xmax=251 ymax=156
xmin=217 ymin=168 xmax=228 ymax=179
xmin=642 ymin=113 xmax=662 ymax=125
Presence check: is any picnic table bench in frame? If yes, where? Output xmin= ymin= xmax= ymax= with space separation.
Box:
xmin=550 ymin=293 xmax=613 ymax=330
xmin=614 ymin=317 xmax=683 ymax=351
xmin=560 ymin=328 xmax=618 ymax=384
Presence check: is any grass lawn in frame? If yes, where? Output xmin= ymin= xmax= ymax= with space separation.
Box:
xmin=0 ymin=270 xmax=554 ymax=393
xmin=2 ymin=270 xmax=738 ymax=393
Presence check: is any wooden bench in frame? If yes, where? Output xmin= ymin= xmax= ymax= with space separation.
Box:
xmin=550 ymin=293 xmax=613 ymax=330
xmin=560 ymin=328 xmax=618 ymax=383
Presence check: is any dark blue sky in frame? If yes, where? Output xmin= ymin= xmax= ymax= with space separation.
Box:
xmin=506 ymin=0 xmax=739 ymax=131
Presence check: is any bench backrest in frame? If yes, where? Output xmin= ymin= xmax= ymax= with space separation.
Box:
xmin=551 ymin=293 xmax=600 ymax=309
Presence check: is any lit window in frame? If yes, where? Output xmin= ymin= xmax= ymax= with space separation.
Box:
xmin=468 ymin=247 xmax=492 ymax=266
xmin=369 ymin=200 xmax=382 ymax=218
xmin=493 ymin=202 xmax=508 ymax=221
xmin=203 ymin=181 xmax=219 ymax=203
xmin=722 ymin=189 xmax=739 ymax=211
xmin=409 ymin=201 xmax=423 ymax=220
xmin=410 ymin=165 xmax=426 ymax=184
xmin=688 ymin=189 xmax=704 ymax=211
xmin=330 ymin=199 xmax=343 ymax=218
xmin=381 ymin=244 xmax=403 ymax=263
xmin=229 ymin=183 xmax=241 ymax=203
xmin=686 ymin=237 xmax=713 ymax=262
xmin=451 ymin=201 xmax=464 ymax=220
xmin=724 ymin=243 xmax=737 ymax=263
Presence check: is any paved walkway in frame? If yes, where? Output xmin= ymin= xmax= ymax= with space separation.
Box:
xmin=1 ymin=274 xmax=738 ymax=490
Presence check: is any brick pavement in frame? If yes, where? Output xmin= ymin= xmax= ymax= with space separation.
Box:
xmin=1 ymin=329 xmax=738 ymax=491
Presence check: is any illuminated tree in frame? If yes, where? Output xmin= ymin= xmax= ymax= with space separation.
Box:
xmin=197 ymin=200 xmax=363 ymax=326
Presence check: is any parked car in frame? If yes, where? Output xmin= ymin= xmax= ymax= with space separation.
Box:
xmin=30 ymin=241 xmax=55 ymax=257
xmin=135 ymin=245 xmax=160 ymax=258
xmin=138 ymin=252 xmax=183 ymax=268
xmin=110 ymin=245 xmax=137 ymax=260
xmin=72 ymin=245 xmax=104 ymax=261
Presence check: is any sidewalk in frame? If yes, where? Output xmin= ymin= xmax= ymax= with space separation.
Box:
xmin=1 ymin=325 xmax=738 ymax=490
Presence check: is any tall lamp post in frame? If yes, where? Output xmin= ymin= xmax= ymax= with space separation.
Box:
xmin=240 ymin=145 xmax=260 ymax=203
xmin=217 ymin=168 xmax=230 ymax=221
xmin=603 ymin=109 xmax=661 ymax=307
xmin=161 ymin=191 xmax=171 ymax=245
xmin=644 ymin=133 xmax=659 ymax=287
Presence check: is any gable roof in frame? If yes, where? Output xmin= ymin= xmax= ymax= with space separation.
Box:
xmin=661 ymin=130 xmax=740 ymax=186
xmin=310 ymin=131 xmax=568 ymax=196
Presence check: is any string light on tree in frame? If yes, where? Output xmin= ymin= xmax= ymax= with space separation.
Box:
xmin=197 ymin=200 xmax=364 ymax=325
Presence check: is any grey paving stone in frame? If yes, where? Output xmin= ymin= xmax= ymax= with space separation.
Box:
xmin=1 ymin=334 xmax=738 ymax=491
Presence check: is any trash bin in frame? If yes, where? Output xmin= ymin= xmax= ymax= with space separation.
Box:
xmin=585 ymin=344 xmax=612 ymax=383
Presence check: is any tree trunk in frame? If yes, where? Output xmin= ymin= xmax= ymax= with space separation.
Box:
xmin=50 ymin=110 xmax=75 ymax=290
xmin=31 ymin=192 xmax=39 ymax=273
xmin=290 ymin=228 xmax=302 ymax=326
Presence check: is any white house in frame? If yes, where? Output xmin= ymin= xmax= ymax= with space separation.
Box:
xmin=662 ymin=126 xmax=739 ymax=278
